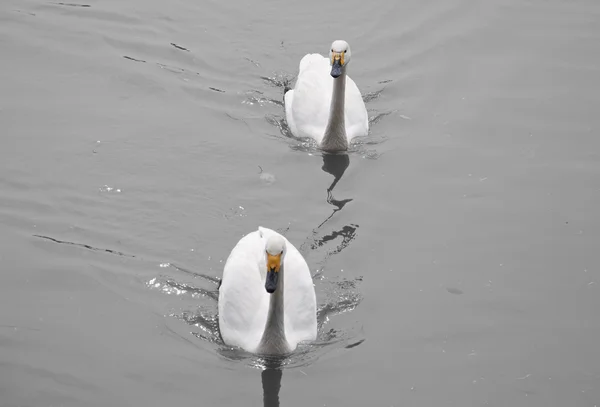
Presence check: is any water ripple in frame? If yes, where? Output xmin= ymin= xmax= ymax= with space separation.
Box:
xmin=146 ymin=264 xmax=363 ymax=369
xmin=246 ymin=68 xmax=393 ymax=158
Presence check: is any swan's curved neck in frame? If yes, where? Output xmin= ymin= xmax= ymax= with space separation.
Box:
xmin=321 ymin=70 xmax=347 ymax=152
xmin=258 ymin=266 xmax=289 ymax=355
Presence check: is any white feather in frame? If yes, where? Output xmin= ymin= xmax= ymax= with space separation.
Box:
xmin=285 ymin=41 xmax=369 ymax=148
xmin=218 ymin=227 xmax=317 ymax=353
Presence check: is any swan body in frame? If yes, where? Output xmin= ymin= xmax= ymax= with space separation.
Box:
xmin=284 ymin=40 xmax=369 ymax=152
xmin=218 ymin=226 xmax=317 ymax=355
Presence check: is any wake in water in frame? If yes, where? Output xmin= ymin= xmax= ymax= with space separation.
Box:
xmin=146 ymin=261 xmax=364 ymax=369
xmin=242 ymin=71 xmax=396 ymax=159
xmin=33 ymin=153 xmax=365 ymax=371
xmin=145 ymin=118 xmax=367 ymax=369
xmin=33 ymin=235 xmax=136 ymax=258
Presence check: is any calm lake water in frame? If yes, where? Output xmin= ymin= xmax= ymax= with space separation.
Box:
xmin=1 ymin=0 xmax=600 ymax=405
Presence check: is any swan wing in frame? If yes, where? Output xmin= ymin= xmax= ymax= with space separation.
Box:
xmin=219 ymin=227 xmax=317 ymax=352
xmin=282 ymin=243 xmax=318 ymax=348
xmin=285 ymin=53 xmax=369 ymax=143
xmin=286 ymin=53 xmax=333 ymax=143
xmin=218 ymin=230 xmax=270 ymax=352
xmin=344 ymin=75 xmax=369 ymax=140
xmin=284 ymin=89 xmax=299 ymax=137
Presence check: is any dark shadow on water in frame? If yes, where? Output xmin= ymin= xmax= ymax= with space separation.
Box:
xmin=320 ymin=152 xmax=351 ymax=220
xmin=261 ymin=357 xmax=284 ymax=407
xmin=318 ymin=152 xmax=353 ymax=227
xmin=322 ymin=153 xmax=350 ymax=201
xmin=262 ymin=368 xmax=283 ymax=407
xmin=299 ymin=152 xmax=359 ymax=260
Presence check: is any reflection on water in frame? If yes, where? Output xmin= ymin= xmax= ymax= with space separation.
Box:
xmin=5 ymin=0 xmax=599 ymax=403
xmin=31 ymin=142 xmax=364 ymax=376
xmin=33 ymin=230 xmax=359 ymax=405
xmin=300 ymin=152 xmax=359 ymax=263
xmin=141 ymin=70 xmax=382 ymax=404
xmin=322 ymin=153 xmax=352 ymax=207
xmin=145 ymin=148 xmax=365 ymax=371
xmin=315 ymin=152 xmax=354 ymax=229
xmin=258 ymin=71 xmax=389 ymax=158
xmin=142 ymin=162 xmax=365 ymax=407
xmin=145 ymin=151 xmax=365 ymax=366
xmin=150 ymin=262 xmax=363 ymax=366
xmin=261 ymin=366 xmax=283 ymax=407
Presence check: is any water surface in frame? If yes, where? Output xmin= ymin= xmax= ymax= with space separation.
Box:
xmin=1 ymin=0 xmax=600 ymax=405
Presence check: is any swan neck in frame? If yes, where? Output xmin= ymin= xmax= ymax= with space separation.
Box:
xmin=258 ymin=266 xmax=288 ymax=354
xmin=321 ymin=71 xmax=347 ymax=152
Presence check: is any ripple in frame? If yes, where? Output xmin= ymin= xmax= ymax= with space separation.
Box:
xmin=98 ymin=185 xmax=121 ymax=193
xmin=147 ymin=276 xmax=219 ymax=301
xmin=33 ymin=234 xmax=135 ymax=258
xmin=222 ymin=205 xmax=247 ymax=220
xmin=362 ymin=86 xmax=388 ymax=103
xmin=170 ymin=43 xmax=189 ymax=52
xmin=368 ymin=109 xmax=397 ymax=126
xmin=249 ymin=68 xmax=394 ymax=158
xmin=242 ymin=90 xmax=283 ymax=107
xmin=146 ymin=266 xmax=363 ymax=369
xmin=258 ymin=166 xmax=276 ymax=185
xmin=264 ymin=113 xmax=382 ymax=159
xmin=123 ymin=55 xmax=146 ymax=63
xmin=52 ymin=2 xmax=91 ymax=7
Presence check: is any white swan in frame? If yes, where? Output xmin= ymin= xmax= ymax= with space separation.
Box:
xmin=218 ymin=226 xmax=317 ymax=355
xmin=284 ymin=40 xmax=369 ymax=152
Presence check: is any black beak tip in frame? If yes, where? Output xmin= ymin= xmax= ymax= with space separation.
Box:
xmin=265 ymin=267 xmax=279 ymax=293
xmin=330 ymin=60 xmax=343 ymax=78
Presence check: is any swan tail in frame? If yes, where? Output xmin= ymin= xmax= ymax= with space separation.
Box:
xmin=257 ymin=226 xmax=282 ymax=242
xmin=284 ymin=81 xmax=292 ymax=95
xmin=298 ymin=53 xmax=328 ymax=75
xmin=283 ymin=88 xmax=290 ymax=103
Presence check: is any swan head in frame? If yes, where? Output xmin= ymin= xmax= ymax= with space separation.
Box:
xmin=329 ymin=40 xmax=351 ymax=79
xmin=265 ymin=235 xmax=286 ymax=294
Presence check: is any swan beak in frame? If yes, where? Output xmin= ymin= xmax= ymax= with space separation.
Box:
xmin=330 ymin=52 xmax=344 ymax=78
xmin=265 ymin=253 xmax=281 ymax=294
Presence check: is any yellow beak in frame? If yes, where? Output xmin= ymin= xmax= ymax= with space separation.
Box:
xmin=266 ymin=253 xmax=281 ymax=273
xmin=331 ymin=52 xmax=345 ymax=66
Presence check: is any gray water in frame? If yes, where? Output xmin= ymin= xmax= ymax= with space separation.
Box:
xmin=1 ymin=0 xmax=600 ymax=405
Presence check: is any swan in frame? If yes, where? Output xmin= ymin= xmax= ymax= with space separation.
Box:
xmin=284 ymin=40 xmax=369 ymax=152
xmin=218 ymin=226 xmax=317 ymax=355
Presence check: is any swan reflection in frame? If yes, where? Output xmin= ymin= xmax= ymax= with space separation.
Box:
xmin=301 ymin=152 xmax=358 ymax=257
xmin=321 ymin=152 xmax=353 ymax=223
xmin=260 ymin=356 xmax=284 ymax=407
